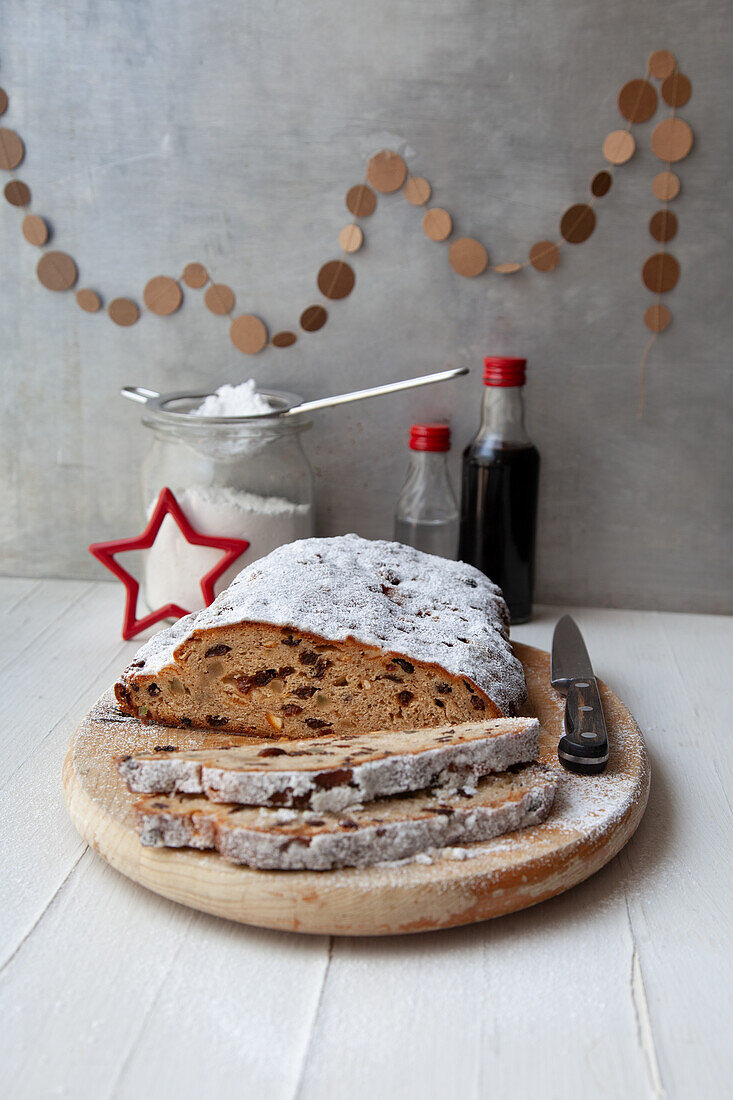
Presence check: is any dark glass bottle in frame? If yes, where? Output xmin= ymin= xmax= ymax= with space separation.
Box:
xmin=458 ymin=357 xmax=539 ymax=623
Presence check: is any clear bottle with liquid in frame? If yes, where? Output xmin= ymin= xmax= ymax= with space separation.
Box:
xmin=393 ymin=423 xmax=459 ymax=559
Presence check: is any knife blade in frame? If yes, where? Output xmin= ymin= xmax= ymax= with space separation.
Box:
xmin=551 ymin=615 xmax=609 ymax=775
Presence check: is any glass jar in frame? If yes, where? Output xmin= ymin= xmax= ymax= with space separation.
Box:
xmin=137 ymin=391 xmax=314 ymax=612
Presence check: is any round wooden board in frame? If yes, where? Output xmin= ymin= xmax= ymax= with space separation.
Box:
xmin=62 ymin=643 xmax=649 ymax=936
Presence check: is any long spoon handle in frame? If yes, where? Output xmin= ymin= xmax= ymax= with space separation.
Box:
xmin=283 ymin=366 xmax=469 ymax=416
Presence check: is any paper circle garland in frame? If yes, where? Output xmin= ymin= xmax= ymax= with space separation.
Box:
xmin=648 ymin=50 xmax=676 ymax=79
xmin=529 ymin=240 xmax=560 ymax=272
xmin=422 ymin=208 xmax=452 ymax=241
xmin=22 ymin=214 xmax=48 ymax=245
xmin=652 ymin=171 xmax=680 ymax=201
xmin=346 ymin=184 xmax=376 ymax=217
xmin=272 ymin=331 xmax=297 ymax=347
xmin=339 ymin=224 xmax=363 ymax=253
xmin=618 ymin=79 xmax=658 ymax=123
xmin=366 ymin=151 xmax=407 ymax=194
xmin=300 ymin=304 xmax=328 ymax=332
xmin=76 ymin=288 xmax=101 ymax=313
xmin=4 ymin=179 xmax=30 ymax=206
xmin=0 ymin=51 xmax=694 ymax=381
xmin=182 ymin=262 xmax=208 ymax=288
xmin=404 ymin=177 xmax=431 ymax=206
xmin=449 ymin=237 xmax=488 ymax=278
xmin=204 ymin=283 xmax=235 ymax=315
xmin=143 ymin=275 xmax=182 ymax=316
xmin=642 ymin=253 xmax=679 ymax=294
xmin=603 ymin=130 xmax=635 ymax=165
xmin=108 ymin=298 xmax=139 ymax=326
xmin=661 ymin=72 xmax=691 ymax=108
xmin=651 ymin=117 xmax=693 ymax=163
xmin=0 ymin=128 xmax=24 ymax=170
xmin=36 ymin=251 xmax=77 ymax=291
xmin=560 ymin=204 xmax=596 ymax=244
xmin=230 ymin=314 xmax=267 ymax=354
xmin=591 ymin=171 xmax=612 ymax=197
xmin=644 ymin=304 xmax=672 ymax=333
xmin=649 ymin=210 xmax=677 ymax=243
xmin=317 ymin=260 xmax=355 ymax=299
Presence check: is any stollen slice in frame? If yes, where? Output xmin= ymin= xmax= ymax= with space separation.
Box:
xmin=136 ymin=762 xmax=558 ymax=870
xmin=119 ymin=717 xmax=540 ymax=813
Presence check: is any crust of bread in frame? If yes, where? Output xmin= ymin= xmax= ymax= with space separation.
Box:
xmin=119 ymin=717 xmax=540 ymax=812
xmin=136 ymin=763 xmax=557 ymax=870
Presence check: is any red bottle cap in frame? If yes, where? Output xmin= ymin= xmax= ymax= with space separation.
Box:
xmin=483 ymin=356 xmax=527 ymax=387
xmin=409 ymin=423 xmax=451 ymax=452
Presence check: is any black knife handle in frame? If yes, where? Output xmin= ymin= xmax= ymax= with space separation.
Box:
xmin=558 ymin=677 xmax=609 ymax=775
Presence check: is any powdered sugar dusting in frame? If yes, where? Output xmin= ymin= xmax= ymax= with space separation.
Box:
xmin=131 ymin=534 xmax=526 ymax=715
xmin=193 ymin=380 xmax=274 ymax=418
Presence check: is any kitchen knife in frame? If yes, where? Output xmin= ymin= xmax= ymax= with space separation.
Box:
xmin=551 ymin=615 xmax=609 ymax=775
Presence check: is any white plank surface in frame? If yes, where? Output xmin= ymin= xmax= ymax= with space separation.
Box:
xmin=0 ymin=580 xmax=731 ymax=1099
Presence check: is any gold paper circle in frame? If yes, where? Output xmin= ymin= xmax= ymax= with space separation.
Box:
xmin=649 ymin=210 xmax=678 ymax=243
xmin=22 ymin=214 xmax=48 ymax=246
xmin=648 ymin=50 xmax=676 ymax=79
xmin=36 ymin=251 xmax=77 ymax=291
xmin=644 ymin=304 xmax=672 ymax=333
xmin=404 ymin=177 xmax=431 ymax=206
xmin=272 ymin=331 xmax=297 ymax=348
xmin=493 ymin=262 xmax=522 ymax=274
xmin=144 ymin=276 xmax=182 ymax=316
xmin=108 ymin=298 xmax=140 ymax=326
xmin=230 ymin=314 xmax=268 ymax=355
xmin=529 ymin=240 xmax=560 ymax=272
xmin=651 ymin=117 xmax=693 ymax=163
xmin=449 ymin=237 xmax=488 ymax=278
xmin=0 ymin=89 xmax=7 ymax=116
xmin=4 ymin=179 xmax=30 ymax=206
xmin=182 ymin=262 xmax=208 ymax=288
xmin=346 ymin=184 xmax=376 ymax=217
xmin=0 ymin=128 xmax=24 ymax=170
xmin=339 ymin=224 xmax=363 ymax=253
xmin=76 ymin=288 xmax=102 ymax=313
xmin=422 ymin=208 xmax=452 ymax=241
xmin=366 ymin=150 xmax=407 ymax=193
xmin=591 ymin=171 xmax=612 ymax=198
xmin=603 ymin=130 xmax=636 ymax=165
xmin=618 ymin=79 xmax=658 ymax=123
xmin=317 ymin=260 xmax=355 ymax=300
xmin=642 ymin=253 xmax=679 ymax=294
xmin=204 ymin=283 xmax=235 ymax=315
xmin=652 ymin=171 xmax=680 ymax=201
xmin=560 ymin=204 xmax=596 ymax=244
xmin=300 ymin=305 xmax=328 ymax=332
xmin=661 ymin=72 xmax=691 ymax=108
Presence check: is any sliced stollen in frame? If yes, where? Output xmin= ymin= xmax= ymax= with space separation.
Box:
xmin=137 ymin=762 xmax=558 ymax=871
xmin=114 ymin=534 xmax=526 ymax=738
xmin=119 ymin=717 xmax=541 ymax=813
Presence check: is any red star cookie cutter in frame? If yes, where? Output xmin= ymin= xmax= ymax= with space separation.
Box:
xmin=89 ymin=486 xmax=250 ymax=640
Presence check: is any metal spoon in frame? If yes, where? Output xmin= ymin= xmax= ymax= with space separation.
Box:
xmin=120 ymin=366 xmax=468 ymax=420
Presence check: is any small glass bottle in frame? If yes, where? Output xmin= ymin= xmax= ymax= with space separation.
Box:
xmin=394 ymin=423 xmax=459 ymax=559
xmin=458 ymin=357 xmax=540 ymax=623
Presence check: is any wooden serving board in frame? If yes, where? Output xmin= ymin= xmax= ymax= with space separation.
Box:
xmin=62 ymin=643 xmax=649 ymax=936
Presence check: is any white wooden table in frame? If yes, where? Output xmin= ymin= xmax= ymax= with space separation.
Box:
xmin=1 ymin=577 xmax=730 ymax=1099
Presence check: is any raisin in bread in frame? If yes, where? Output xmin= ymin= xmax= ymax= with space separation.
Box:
xmin=115 ymin=535 xmax=526 ymax=739
xmin=137 ymin=762 xmax=557 ymax=870
xmin=119 ymin=717 xmax=540 ymax=812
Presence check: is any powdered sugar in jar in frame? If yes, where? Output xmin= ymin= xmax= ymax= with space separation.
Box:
xmin=137 ymin=381 xmax=314 ymax=611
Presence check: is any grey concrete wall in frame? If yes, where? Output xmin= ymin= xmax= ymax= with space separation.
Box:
xmin=0 ymin=0 xmax=731 ymax=613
